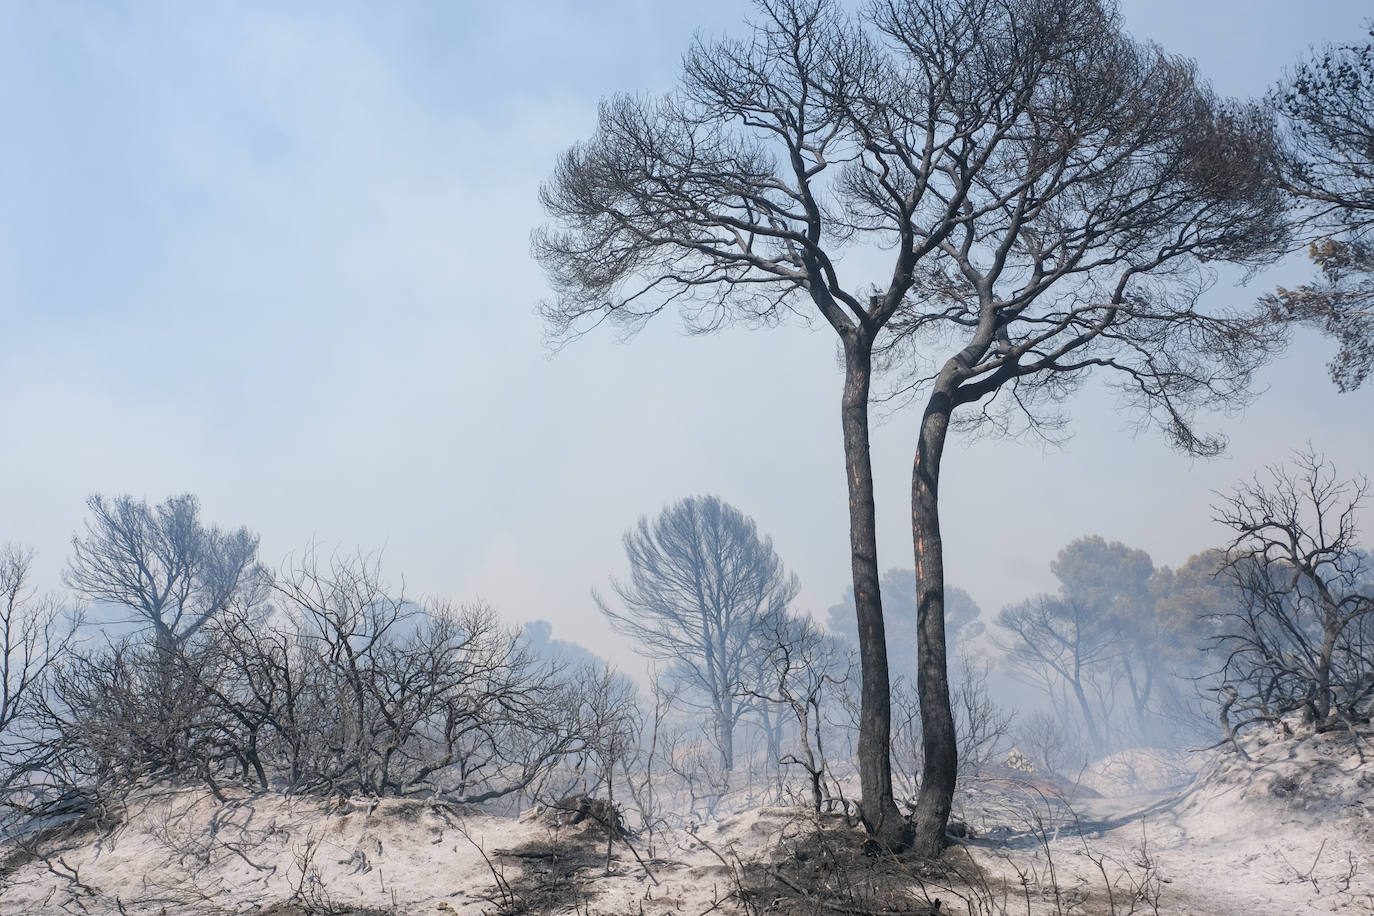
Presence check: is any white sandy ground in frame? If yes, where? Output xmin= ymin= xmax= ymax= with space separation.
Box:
xmin=2 ymin=723 xmax=1371 ymax=915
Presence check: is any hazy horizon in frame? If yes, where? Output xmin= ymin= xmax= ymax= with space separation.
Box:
xmin=2 ymin=0 xmax=1371 ymax=669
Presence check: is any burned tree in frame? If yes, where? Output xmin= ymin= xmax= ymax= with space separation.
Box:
xmin=1213 ymin=450 xmax=1374 ymax=732
xmin=31 ymin=548 xmax=612 ymax=809
xmin=862 ymin=0 xmax=1285 ymax=852
xmin=536 ymin=0 xmax=925 ymax=843
xmin=1266 ymin=25 xmax=1374 ymax=390
xmin=596 ymin=495 xmax=798 ymax=772
xmin=536 ymin=0 xmax=1286 ymax=852
xmin=996 ymin=595 xmax=1118 ymax=756
xmin=0 ymin=544 xmax=79 ymax=819
xmin=269 ymin=551 xmax=593 ymax=802
xmin=66 ymin=493 xmax=262 ymax=648
xmin=1 ymin=545 xmax=75 ymax=741
xmin=752 ymin=612 xmax=852 ymax=813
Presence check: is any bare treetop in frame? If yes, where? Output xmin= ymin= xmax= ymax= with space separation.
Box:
xmin=1272 ymin=26 xmax=1374 ymax=238
xmin=1 ymin=544 xmax=78 ymax=745
xmin=597 ymin=494 xmax=799 ymax=770
xmin=1266 ymin=25 xmax=1374 ymax=391
xmin=66 ymin=493 xmax=262 ymax=646
xmin=535 ymin=0 xmax=925 ymax=344
xmin=1217 ymin=449 xmax=1370 ymax=597
xmin=1212 ymin=449 xmax=1374 ymax=730
xmin=537 ymin=0 xmax=1287 ymax=456
xmin=862 ymin=4 xmax=1288 ymax=451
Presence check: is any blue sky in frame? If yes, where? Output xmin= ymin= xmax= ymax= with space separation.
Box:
xmin=2 ymin=0 xmax=1370 ymax=665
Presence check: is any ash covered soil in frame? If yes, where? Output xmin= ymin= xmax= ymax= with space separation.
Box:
xmin=3 ymin=723 xmax=1371 ymax=916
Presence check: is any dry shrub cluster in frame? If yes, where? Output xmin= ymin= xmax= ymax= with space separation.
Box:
xmin=2 ymin=551 xmax=639 ymax=833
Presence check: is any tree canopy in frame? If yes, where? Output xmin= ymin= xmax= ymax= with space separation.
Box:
xmin=537 ymin=0 xmax=1289 ymax=853
xmin=1266 ymin=25 xmax=1374 ymax=390
xmin=66 ymin=493 xmax=261 ymax=648
xmin=596 ymin=495 xmax=799 ymax=770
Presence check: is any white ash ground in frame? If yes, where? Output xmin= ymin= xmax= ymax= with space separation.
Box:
xmin=3 ymin=723 xmax=1371 ymax=915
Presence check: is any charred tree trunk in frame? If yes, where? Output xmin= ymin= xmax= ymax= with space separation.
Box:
xmin=841 ymin=335 xmax=905 ymax=847
xmin=719 ymin=714 xmax=736 ymax=773
xmin=1123 ymin=661 xmax=1155 ymax=740
xmin=909 ymin=392 xmax=957 ymax=857
xmin=1315 ymin=613 xmax=1338 ymax=726
xmin=1070 ymin=670 xmax=1107 ymax=756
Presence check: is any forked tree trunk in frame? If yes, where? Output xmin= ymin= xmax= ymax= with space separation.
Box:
xmin=840 ymin=336 xmax=905 ymax=847
xmin=909 ymin=393 xmax=958 ymax=857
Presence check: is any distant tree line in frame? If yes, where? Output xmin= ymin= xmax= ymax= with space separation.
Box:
xmin=0 ymin=495 xmax=640 ymax=834
xmin=994 ymin=538 xmax=1224 ymax=764
xmin=1 ymin=464 xmax=1370 ymax=850
xmin=989 ymin=451 xmax=1373 ymax=769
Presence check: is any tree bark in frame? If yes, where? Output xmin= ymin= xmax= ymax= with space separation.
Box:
xmin=718 ymin=707 xmax=735 ymax=773
xmin=1069 ymin=669 xmax=1106 ymax=756
xmin=909 ymin=392 xmax=957 ymax=857
xmin=841 ymin=335 xmax=905 ymax=847
xmin=1315 ymin=611 xmax=1338 ymax=725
